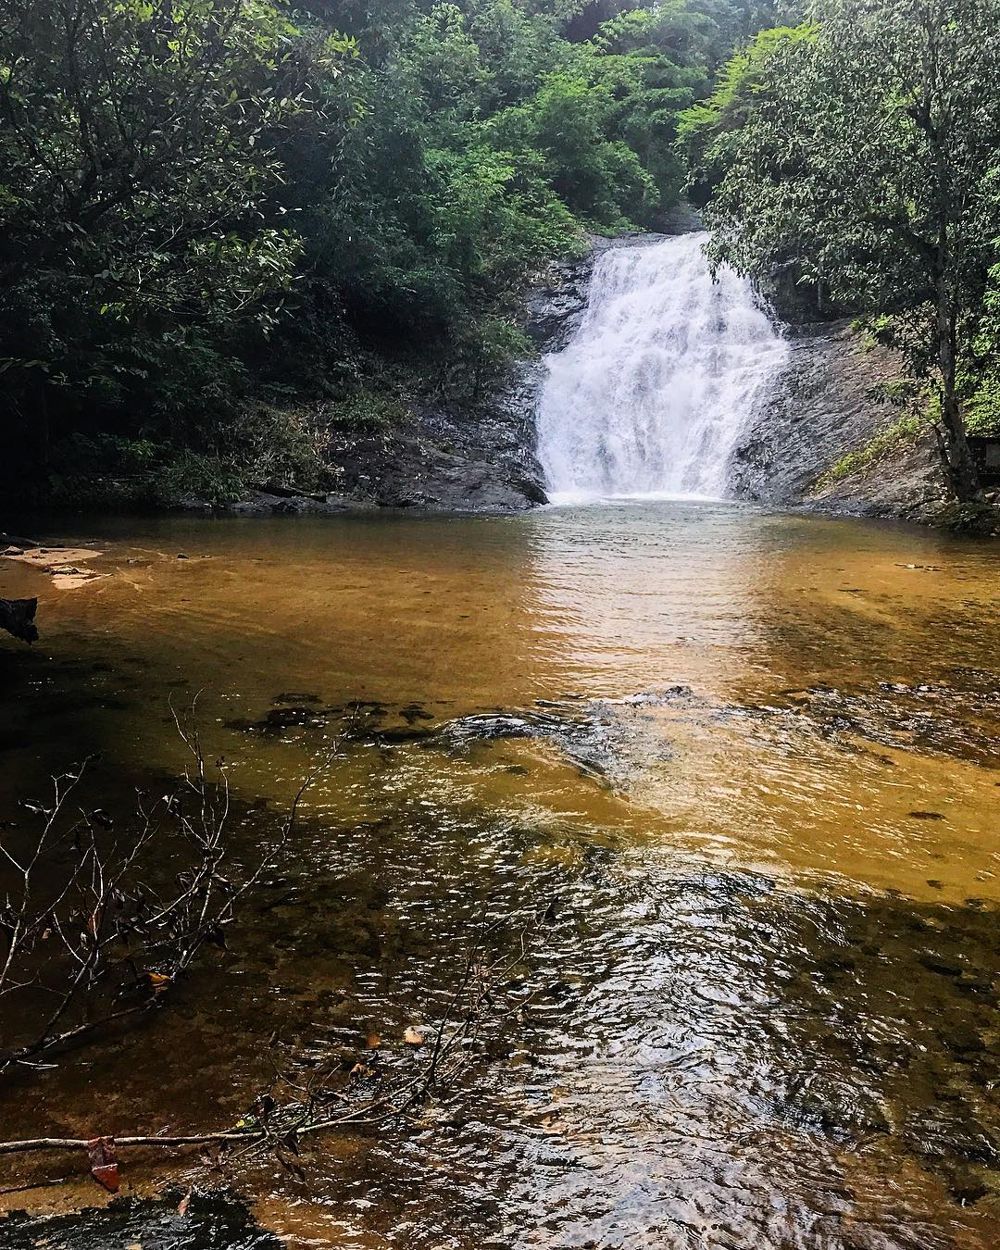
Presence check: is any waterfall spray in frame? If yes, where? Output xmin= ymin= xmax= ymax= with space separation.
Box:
xmin=536 ymin=232 xmax=788 ymax=503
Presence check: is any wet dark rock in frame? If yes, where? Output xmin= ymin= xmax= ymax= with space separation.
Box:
xmin=400 ymin=702 xmax=434 ymax=724
xmin=321 ymin=393 xmax=549 ymax=513
xmin=941 ymin=1024 xmax=986 ymax=1056
xmin=367 ymin=724 xmax=438 ymax=745
xmin=0 ymin=533 xmax=39 ymax=550
xmin=0 ymin=1193 xmax=282 ymax=1249
xmin=441 ymin=712 xmax=545 ymax=743
xmin=430 ymin=701 xmax=673 ymax=789
xmin=225 ymin=705 xmax=330 ymax=733
xmin=757 ymin=261 xmax=848 ymax=326
xmin=919 ymin=953 xmax=964 ymax=977
xmin=955 ymin=973 xmax=997 ymax=1000
xmin=948 ymin=1169 xmax=990 ymax=1205
xmin=616 ymin=684 xmax=695 ymax=706
xmin=764 ymin=681 xmax=1000 ymax=769
xmin=0 ymin=596 xmax=38 ymax=644
xmin=730 ymin=319 xmax=951 ymax=523
xmin=342 ymin=699 xmax=389 ymax=717
xmin=279 ymin=692 xmax=677 ymax=792
xmin=217 ymin=490 xmax=354 ymax=517
xmin=226 ymin=697 xmax=476 ymax=746
xmin=524 ymin=235 xmax=617 ymax=352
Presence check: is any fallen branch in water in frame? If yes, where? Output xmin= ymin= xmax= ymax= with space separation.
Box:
xmin=0 ymin=919 xmax=531 ymax=1190
xmin=0 ymin=703 xmax=325 ymax=1077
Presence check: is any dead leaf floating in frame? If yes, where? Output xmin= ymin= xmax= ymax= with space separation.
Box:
xmin=403 ymin=1026 xmax=425 ymax=1047
xmin=86 ymin=1135 xmax=120 ymax=1192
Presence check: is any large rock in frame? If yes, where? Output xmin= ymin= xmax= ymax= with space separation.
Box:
xmin=0 ymin=596 xmax=37 ymax=643
xmin=0 ymin=1195 xmax=281 ymax=1250
xmin=730 ymin=319 xmax=951 ymax=522
xmin=321 ymin=392 xmax=548 ymax=514
xmin=313 ymin=237 xmax=618 ymax=515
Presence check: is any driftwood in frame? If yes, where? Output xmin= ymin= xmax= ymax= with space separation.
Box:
xmin=0 ymin=919 xmax=530 ymax=1198
xmin=0 ymin=597 xmax=37 ymax=643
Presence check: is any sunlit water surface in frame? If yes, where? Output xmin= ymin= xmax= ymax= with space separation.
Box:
xmin=0 ymin=502 xmax=998 ymax=1248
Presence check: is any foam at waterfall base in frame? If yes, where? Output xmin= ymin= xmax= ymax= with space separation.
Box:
xmin=545 ymin=488 xmax=725 ymax=507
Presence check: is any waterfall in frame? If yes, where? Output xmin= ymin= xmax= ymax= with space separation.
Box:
xmin=536 ymin=232 xmax=788 ymax=503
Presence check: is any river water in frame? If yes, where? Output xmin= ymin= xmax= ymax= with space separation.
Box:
xmin=0 ymin=503 xmax=998 ymax=1248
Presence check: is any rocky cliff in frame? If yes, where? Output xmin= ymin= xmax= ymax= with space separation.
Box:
xmin=730 ymin=319 xmax=951 ymax=524
xmin=223 ymin=233 xmax=956 ymax=523
xmin=221 ymin=244 xmax=606 ymax=517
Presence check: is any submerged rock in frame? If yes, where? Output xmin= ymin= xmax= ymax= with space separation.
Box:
xmin=0 ymin=597 xmax=37 ymax=644
xmin=0 ymin=1193 xmax=281 ymax=1250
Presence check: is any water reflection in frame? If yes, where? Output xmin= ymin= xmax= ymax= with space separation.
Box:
xmin=523 ymin=500 xmax=769 ymax=693
xmin=0 ymin=505 xmax=998 ymax=1247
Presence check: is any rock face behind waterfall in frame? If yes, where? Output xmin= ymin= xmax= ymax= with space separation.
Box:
xmin=528 ymin=229 xmax=951 ymax=524
xmin=526 ymin=237 xmax=952 ymax=523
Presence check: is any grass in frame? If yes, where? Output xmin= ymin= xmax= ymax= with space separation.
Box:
xmin=813 ymin=413 xmax=927 ymax=491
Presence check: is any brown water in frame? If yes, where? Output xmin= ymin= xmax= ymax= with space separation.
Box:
xmin=0 ymin=501 xmax=998 ymax=1248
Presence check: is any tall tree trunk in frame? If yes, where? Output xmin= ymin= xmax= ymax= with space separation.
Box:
xmin=936 ymin=288 xmax=982 ymax=502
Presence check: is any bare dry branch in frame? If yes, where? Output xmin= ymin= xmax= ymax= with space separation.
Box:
xmin=0 ymin=709 xmax=329 ymax=1076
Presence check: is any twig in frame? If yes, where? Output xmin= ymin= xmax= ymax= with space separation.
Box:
xmin=0 ymin=920 xmax=533 ymax=1170
xmin=0 ymin=708 xmax=329 ymax=1075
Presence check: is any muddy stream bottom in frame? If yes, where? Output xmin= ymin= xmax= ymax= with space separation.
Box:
xmin=0 ymin=502 xmax=998 ymax=1249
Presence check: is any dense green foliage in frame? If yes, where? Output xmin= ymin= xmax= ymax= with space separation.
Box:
xmin=677 ymin=20 xmax=813 ymax=205
xmin=7 ymin=0 xmax=999 ymax=511
xmin=0 ymin=0 xmax=758 ymax=502
xmin=694 ymin=0 xmax=1000 ymax=500
xmin=0 ymin=1 xmax=347 ymax=485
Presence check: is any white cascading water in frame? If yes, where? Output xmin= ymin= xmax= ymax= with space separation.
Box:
xmin=536 ymin=231 xmax=788 ymax=502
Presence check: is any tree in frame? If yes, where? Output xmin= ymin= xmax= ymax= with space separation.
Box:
xmin=701 ymin=0 xmax=1000 ymax=501
xmin=0 ymin=0 xmax=352 ymax=459
xmin=677 ymin=23 xmax=813 ymax=204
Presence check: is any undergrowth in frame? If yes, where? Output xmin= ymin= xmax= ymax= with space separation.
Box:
xmin=812 ymin=413 xmax=927 ymax=491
